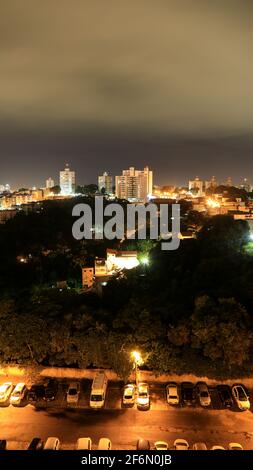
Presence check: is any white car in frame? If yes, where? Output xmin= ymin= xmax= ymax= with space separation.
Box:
xmin=123 ymin=384 xmax=135 ymax=406
xmin=211 ymin=446 xmax=225 ymax=450
xmin=154 ymin=441 xmax=169 ymax=450
xmin=44 ymin=437 xmax=60 ymax=450
xmin=67 ymin=382 xmax=80 ymax=405
xmin=76 ymin=438 xmax=92 ymax=450
xmin=166 ymin=383 xmax=179 ymax=405
xmin=174 ymin=439 xmax=189 ymax=450
xmin=0 ymin=383 xmax=13 ymax=404
xmin=197 ymin=383 xmax=211 ymax=407
xmin=98 ymin=438 xmax=112 ymax=450
xmin=229 ymin=442 xmax=243 ymax=450
xmin=232 ymin=385 xmax=250 ymax=411
xmin=137 ymin=383 xmax=150 ymax=410
xmin=192 ymin=442 xmax=207 ymax=450
xmin=10 ymin=383 xmax=26 ymax=406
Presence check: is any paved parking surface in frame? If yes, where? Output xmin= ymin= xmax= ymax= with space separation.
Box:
xmin=0 ymin=379 xmax=253 ymax=449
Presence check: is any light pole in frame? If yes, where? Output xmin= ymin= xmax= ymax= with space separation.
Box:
xmin=131 ymin=351 xmax=142 ymax=387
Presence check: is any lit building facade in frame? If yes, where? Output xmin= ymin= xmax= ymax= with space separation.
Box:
xmin=115 ymin=166 xmax=153 ymax=202
xmin=189 ymin=177 xmax=204 ymax=196
xmin=60 ymin=164 xmax=75 ymax=195
xmin=82 ymin=267 xmax=94 ymax=289
xmin=98 ymin=172 xmax=113 ymax=194
xmin=46 ymin=177 xmax=55 ymax=189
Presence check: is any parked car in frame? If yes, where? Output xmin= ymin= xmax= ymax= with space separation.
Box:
xmin=10 ymin=383 xmax=26 ymax=406
xmin=98 ymin=438 xmax=112 ymax=450
xmin=67 ymin=382 xmax=80 ymax=405
xmin=196 ymin=383 xmax=211 ymax=407
xmin=27 ymin=438 xmax=44 ymax=450
xmin=228 ymin=443 xmax=243 ymax=450
xmin=181 ymin=382 xmax=196 ymax=406
xmin=154 ymin=441 xmax=169 ymax=450
xmin=174 ymin=439 xmax=189 ymax=450
xmin=43 ymin=437 xmax=60 ymax=450
xmin=192 ymin=442 xmax=207 ymax=450
xmin=137 ymin=382 xmax=150 ymax=410
xmin=211 ymin=446 xmax=225 ymax=450
xmin=136 ymin=439 xmax=150 ymax=450
xmin=217 ymin=385 xmax=233 ymax=408
xmin=0 ymin=440 xmax=7 ymax=450
xmin=90 ymin=373 xmax=108 ymax=409
xmin=27 ymin=385 xmax=45 ymax=402
xmin=76 ymin=438 xmax=92 ymax=450
xmin=122 ymin=384 xmax=135 ymax=406
xmin=44 ymin=379 xmax=58 ymax=401
xmin=0 ymin=382 xmax=13 ymax=404
xmin=166 ymin=382 xmax=179 ymax=405
xmin=232 ymin=384 xmax=250 ymax=411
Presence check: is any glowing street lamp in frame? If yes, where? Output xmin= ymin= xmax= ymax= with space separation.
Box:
xmin=131 ymin=350 xmax=143 ymax=386
xmin=140 ymin=256 xmax=149 ymax=266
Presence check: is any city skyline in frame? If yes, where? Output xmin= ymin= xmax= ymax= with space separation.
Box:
xmin=1 ymin=152 xmax=253 ymax=192
xmin=1 ymin=1 xmax=253 ymax=188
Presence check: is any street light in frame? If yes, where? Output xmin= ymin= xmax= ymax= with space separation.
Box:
xmin=140 ymin=256 xmax=149 ymax=266
xmin=131 ymin=351 xmax=143 ymax=386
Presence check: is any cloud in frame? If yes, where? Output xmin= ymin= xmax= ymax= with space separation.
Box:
xmin=0 ymin=0 xmax=253 ymax=134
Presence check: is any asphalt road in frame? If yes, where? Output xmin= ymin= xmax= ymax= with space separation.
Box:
xmin=0 ymin=404 xmax=253 ymax=450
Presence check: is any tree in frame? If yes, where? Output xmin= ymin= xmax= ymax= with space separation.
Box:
xmin=50 ymin=185 xmax=61 ymax=195
xmin=191 ymin=296 xmax=252 ymax=368
xmin=198 ymin=215 xmax=250 ymax=254
xmin=76 ymin=184 xmax=98 ymax=195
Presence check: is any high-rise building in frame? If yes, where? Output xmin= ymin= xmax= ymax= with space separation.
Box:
xmin=225 ymin=176 xmax=232 ymax=187
xmin=189 ymin=177 xmax=204 ymax=196
xmin=115 ymin=166 xmax=153 ymax=202
xmin=98 ymin=172 xmax=113 ymax=194
xmin=0 ymin=184 xmax=10 ymax=194
xmin=240 ymin=178 xmax=250 ymax=192
xmin=46 ymin=177 xmax=55 ymax=189
xmin=60 ymin=164 xmax=75 ymax=195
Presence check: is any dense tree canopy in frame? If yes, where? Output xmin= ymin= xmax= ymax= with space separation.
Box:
xmin=0 ymin=201 xmax=253 ymax=379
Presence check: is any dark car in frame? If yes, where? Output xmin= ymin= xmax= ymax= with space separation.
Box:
xmin=217 ymin=385 xmax=233 ymax=408
xmin=136 ymin=439 xmax=150 ymax=450
xmin=27 ymin=385 xmax=45 ymax=402
xmin=181 ymin=382 xmax=196 ymax=406
xmin=0 ymin=440 xmax=7 ymax=450
xmin=27 ymin=437 xmax=44 ymax=450
xmin=44 ymin=379 xmax=58 ymax=401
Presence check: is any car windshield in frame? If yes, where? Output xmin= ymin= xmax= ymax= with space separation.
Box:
xmin=13 ymin=391 xmax=21 ymax=396
xmin=201 ymin=391 xmax=208 ymax=397
xmin=139 ymin=392 xmax=148 ymax=397
xmin=69 ymin=389 xmax=77 ymax=395
xmin=170 ymin=395 xmax=177 ymax=399
xmin=238 ymin=389 xmax=247 ymax=400
xmin=91 ymin=394 xmax=103 ymax=401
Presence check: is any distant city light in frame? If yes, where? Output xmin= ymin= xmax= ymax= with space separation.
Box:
xmin=206 ymin=198 xmax=220 ymax=209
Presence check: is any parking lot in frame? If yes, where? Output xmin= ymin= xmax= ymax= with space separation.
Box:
xmin=0 ymin=377 xmax=253 ymax=449
xmin=0 ymin=378 xmax=252 ymax=411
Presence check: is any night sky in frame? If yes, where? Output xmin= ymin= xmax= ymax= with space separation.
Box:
xmin=1 ymin=0 xmax=253 ymax=188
